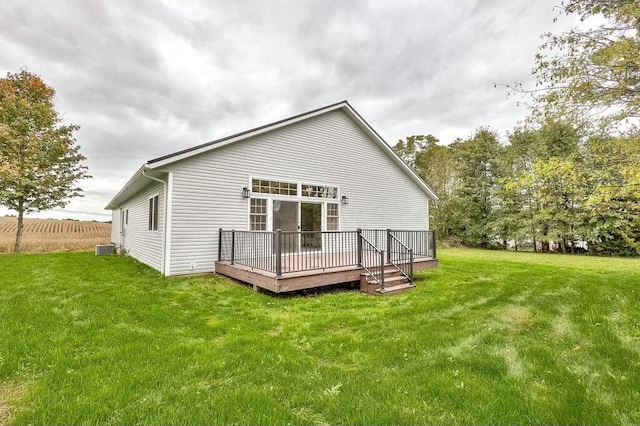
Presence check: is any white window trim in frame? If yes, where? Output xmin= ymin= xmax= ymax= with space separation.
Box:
xmin=246 ymin=177 xmax=342 ymax=232
xmin=148 ymin=193 xmax=160 ymax=232
xmin=325 ymin=202 xmax=340 ymax=231
xmin=248 ymin=176 xmax=341 ymax=200
xmin=248 ymin=197 xmax=269 ymax=232
xmin=299 ymin=182 xmax=339 ymax=200
xmin=250 ymin=176 xmax=298 ymax=197
xmin=121 ymin=208 xmax=129 ymax=228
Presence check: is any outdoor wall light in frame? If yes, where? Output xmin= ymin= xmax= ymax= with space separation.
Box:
xmin=341 ymin=195 xmax=349 ymax=205
xmin=242 ymin=187 xmax=251 ymax=198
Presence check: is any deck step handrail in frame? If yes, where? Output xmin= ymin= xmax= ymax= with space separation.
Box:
xmin=359 ymin=233 xmax=385 ymax=290
xmin=387 ymin=232 xmax=413 ymax=283
xmin=388 ymin=229 xmax=436 ymax=259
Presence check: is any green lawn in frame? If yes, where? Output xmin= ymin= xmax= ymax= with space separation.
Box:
xmin=1 ymin=249 xmax=639 ymax=424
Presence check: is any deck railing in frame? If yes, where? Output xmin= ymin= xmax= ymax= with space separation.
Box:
xmin=218 ymin=228 xmax=436 ymax=277
xmin=360 ymin=229 xmax=387 ymax=251
xmin=218 ymin=230 xmax=276 ymax=272
xmin=388 ymin=233 xmax=413 ymax=282
xmin=360 ymin=234 xmax=386 ymax=289
xmin=388 ymin=229 xmax=436 ymax=259
xmin=277 ymin=231 xmax=360 ymax=275
xmin=219 ymin=229 xmax=360 ymax=276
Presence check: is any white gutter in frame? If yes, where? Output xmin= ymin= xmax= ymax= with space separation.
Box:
xmin=142 ymin=169 xmax=170 ymax=275
xmin=104 ymin=164 xmax=147 ymax=210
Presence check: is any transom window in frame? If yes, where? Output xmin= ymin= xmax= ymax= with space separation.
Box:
xmin=301 ymin=184 xmax=338 ymax=199
xmin=250 ymin=198 xmax=268 ymax=231
xmin=250 ymin=178 xmax=339 ymax=200
xmin=252 ymin=179 xmax=297 ymax=196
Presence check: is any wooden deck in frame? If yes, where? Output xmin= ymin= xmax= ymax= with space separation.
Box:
xmin=215 ymin=255 xmax=439 ymax=293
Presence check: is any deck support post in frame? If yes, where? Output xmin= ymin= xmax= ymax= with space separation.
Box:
xmin=357 ymin=228 xmax=362 ymax=267
xmin=275 ymin=229 xmax=282 ymax=278
xmin=217 ymin=228 xmax=222 ymax=262
xmin=409 ymin=248 xmax=414 ymax=282
xmin=230 ymin=230 xmax=235 ymax=265
xmin=433 ymin=230 xmax=437 ymax=259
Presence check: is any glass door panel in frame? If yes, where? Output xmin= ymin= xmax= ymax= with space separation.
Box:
xmin=273 ymin=200 xmax=299 ymax=253
xmin=301 ymin=202 xmax=322 ymax=251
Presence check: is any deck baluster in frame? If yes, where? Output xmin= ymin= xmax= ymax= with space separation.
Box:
xmin=230 ymin=230 xmax=235 ymax=265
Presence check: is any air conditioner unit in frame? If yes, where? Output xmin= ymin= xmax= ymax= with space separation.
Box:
xmin=95 ymin=244 xmax=115 ymax=256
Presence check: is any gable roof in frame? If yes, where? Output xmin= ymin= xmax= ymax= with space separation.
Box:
xmin=106 ymin=100 xmax=438 ymax=209
xmin=147 ymin=100 xmax=348 ymax=166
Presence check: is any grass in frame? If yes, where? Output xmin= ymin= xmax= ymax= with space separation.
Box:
xmin=0 ymin=217 xmax=111 ymax=253
xmin=0 ymin=249 xmax=639 ymax=424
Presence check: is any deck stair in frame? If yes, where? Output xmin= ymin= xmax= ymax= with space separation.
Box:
xmin=360 ymin=267 xmax=416 ymax=295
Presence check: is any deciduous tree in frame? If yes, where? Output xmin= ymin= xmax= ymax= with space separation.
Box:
xmin=393 ymin=135 xmax=464 ymax=240
xmin=0 ymin=70 xmax=89 ymax=252
xmin=583 ymin=134 xmax=640 ymax=255
xmin=451 ymin=128 xmax=503 ymax=248
xmin=532 ymin=0 xmax=640 ymax=127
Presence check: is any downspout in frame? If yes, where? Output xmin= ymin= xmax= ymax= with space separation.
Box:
xmin=142 ymin=168 xmax=169 ymax=275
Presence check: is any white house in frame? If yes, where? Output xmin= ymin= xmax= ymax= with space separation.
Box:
xmin=106 ymin=101 xmax=438 ymax=291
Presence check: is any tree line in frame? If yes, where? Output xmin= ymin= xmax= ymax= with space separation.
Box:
xmin=394 ymin=0 xmax=640 ymax=256
xmin=394 ymin=123 xmax=640 ymax=256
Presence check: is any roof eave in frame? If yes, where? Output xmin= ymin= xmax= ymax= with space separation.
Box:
xmin=147 ymin=100 xmax=350 ymax=169
xmin=115 ymin=100 xmax=437 ymax=203
xmin=340 ymin=105 xmax=439 ymax=201
xmin=104 ymin=164 xmax=149 ymax=210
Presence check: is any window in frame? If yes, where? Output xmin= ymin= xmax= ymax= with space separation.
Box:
xmin=250 ymin=198 xmax=267 ymax=231
xmin=148 ymin=195 xmax=159 ymax=231
xmin=252 ymin=179 xmax=297 ymax=196
xmin=326 ymin=203 xmax=339 ymax=230
xmin=302 ymin=184 xmax=338 ymax=199
xmin=121 ymin=208 xmax=128 ymax=226
xmin=250 ymin=178 xmax=339 ymax=199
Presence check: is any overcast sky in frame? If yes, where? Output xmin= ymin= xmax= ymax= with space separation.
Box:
xmin=1 ymin=0 xmax=576 ymax=221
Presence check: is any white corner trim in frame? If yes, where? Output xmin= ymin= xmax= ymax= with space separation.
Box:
xmin=164 ymin=172 xmax=173 ymax=276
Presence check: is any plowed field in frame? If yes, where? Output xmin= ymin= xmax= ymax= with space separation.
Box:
xmin=0 ymin=217 xmax=111 ymax=252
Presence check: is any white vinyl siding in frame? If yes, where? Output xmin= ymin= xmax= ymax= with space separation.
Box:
xmin=114 ymin=182 xmax=164 ymax=271
xmin=161 ymin=109 xmax=429 ymax=275
xmin=111 ymin=208 xmax=121 ymax=246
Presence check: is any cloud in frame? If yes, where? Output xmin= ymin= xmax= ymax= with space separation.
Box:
xmin=0 ymin=0 xmax=576 ymax=219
